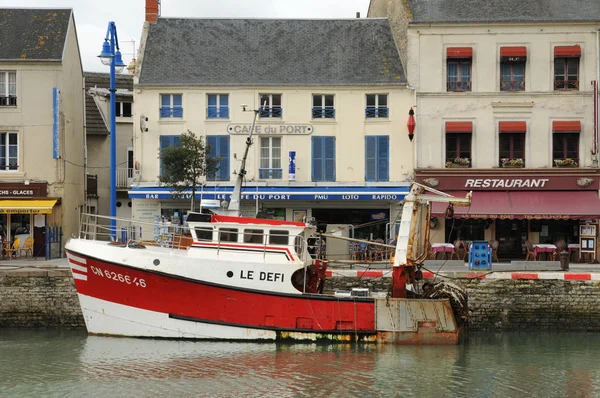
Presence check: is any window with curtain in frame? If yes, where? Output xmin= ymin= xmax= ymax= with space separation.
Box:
xmin=365 ymin=136 xmax=389 ymax=182
xmin=500 ymin=62 xmax=525 ymax=91
xmin=0 ymin=71 xmax=17 ymax=106
xmin=206 ymin=136 xmax=230 ymax=181
xmin=0 ymin=132 xmax=18 ymax=171
xmin=447 ymin=60 xmax=471 ymax=91
xmin=259 ymin=137 xmax=282 ymax=179
xmin=554 ymin=58 xmax=579 ymax=90
xmin=312 ymin=136 xmax=336 ymax=182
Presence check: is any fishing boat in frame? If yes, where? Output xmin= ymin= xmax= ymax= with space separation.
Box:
xmin=65 ymin=108 xmax=471 ymax=344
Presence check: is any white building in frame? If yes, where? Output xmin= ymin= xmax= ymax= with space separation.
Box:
xmin=369 ymin=0 xmax=600 ymax=260
xmin=130 ymin=2 xmax=415 ymax=247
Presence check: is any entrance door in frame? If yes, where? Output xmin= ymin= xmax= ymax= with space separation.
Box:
xmin=496 ymin=219 xmax=527 ymax=259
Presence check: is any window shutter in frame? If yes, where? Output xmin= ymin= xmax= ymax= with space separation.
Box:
xmin=377 ymin=136 xmax=389 ymax=182
xmin=365 ymin=136 xmax=376 ymax=181
xmin=324 ymin=137 xmax=335 ymax=182
xmin=218 ymin=136 xmax=230 ymax=181
xmin=312 ymin=137 xmax=323 ymax=181
xmin=207 ymin=136 xmax=216 ymax=180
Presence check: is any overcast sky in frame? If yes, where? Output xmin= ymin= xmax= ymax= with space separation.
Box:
xmin=1 ymin=0 xmax=370 ymax=72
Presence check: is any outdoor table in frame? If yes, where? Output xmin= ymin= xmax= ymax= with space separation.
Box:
xmin=431 ymin=243 xmax=455 ymax=260
xmin=533 ymin=244 xmax=557 ymax=261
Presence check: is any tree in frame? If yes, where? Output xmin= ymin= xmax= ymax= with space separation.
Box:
xmin=158 ymin=130 xmax=219 ymax=211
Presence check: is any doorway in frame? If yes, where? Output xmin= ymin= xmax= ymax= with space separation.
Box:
xmin=495 ymin=219 xmax=528 ymax=259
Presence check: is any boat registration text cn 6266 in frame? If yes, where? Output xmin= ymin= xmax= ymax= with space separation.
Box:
xmin=240 ymin=270 xmax=284 ymax=282
xmin=89 ymin=266 xmax=147 ymax=288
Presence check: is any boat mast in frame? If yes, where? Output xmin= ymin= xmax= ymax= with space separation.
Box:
xmin=223 ymin=105 xmax=260 ymax=216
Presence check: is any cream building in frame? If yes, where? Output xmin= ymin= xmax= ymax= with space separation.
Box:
xmin=0 ymin=8 xmax=85 ymax=257
xmin=370 ymin=0 xmax=600 ymax=261
xmin=130 ymin=2 xmax=415 ymax=251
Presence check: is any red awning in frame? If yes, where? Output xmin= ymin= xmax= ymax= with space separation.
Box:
xmin=500 ymin=47 xmax=527 ymax=57
xmin=447 ymin=47 xmax=473 ymax=58
xmin=554 ymin=45 xmax=581 ymax=57
xmin=553 ymin=121 xmax=581 ymax=132
xmin=431 ymin=191 xmax=600 ymax=220
xmin=499 ymin=121 xmax=527 ymax=132
xmin=445 ymin=121 xmax=473 ymax=133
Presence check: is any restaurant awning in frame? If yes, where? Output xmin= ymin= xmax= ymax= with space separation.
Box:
xmin=0 ymin=199 xmax=57 ymax=214
xmin=431 ymin=191 xmax=600 ymax=220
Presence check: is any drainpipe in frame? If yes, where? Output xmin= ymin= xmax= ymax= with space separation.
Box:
xmin=407 ymin=85 xmax=418 ymax=170
xmin=595 ymin=28 xmax=600 ymax=167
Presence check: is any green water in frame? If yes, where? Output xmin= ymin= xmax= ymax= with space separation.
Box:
xmin=0 ymin=329 xmax=599 ymax=397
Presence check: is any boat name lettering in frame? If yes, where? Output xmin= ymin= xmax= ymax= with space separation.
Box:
xmin=464 ymin=178 xmax=550 ymax=188
xmin=90 ymin=266 xmax=147 ymax=288
xmin=240 ymin=270 xmax=284 ymax=282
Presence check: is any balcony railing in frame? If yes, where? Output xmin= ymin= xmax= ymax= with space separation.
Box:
xmin=312 ymin=107 xmax=335 ymax=119
xmin=117 ymin=168 xmax=133 ymax=188
xmin=259 ymin=107 xmax=282 ymax=118
xmin=159 ymin=107 xmax=183 ymax=118
xmin=365 ymin=107 xmax=389 ymax=119
xmin=447 ymin=81 xmax=472 ymax=91
xmin=500 ymin=80 xmax=525 ymax=91
xmin=259 ymin=168 xmax=282 ymax=179
xmin=207 ymin=107 xmax=229 ymax=119
xmin=554 ymin=80 xmax=579 ymax=90
xmin=0 ymin=96 xmax=17 ymax=106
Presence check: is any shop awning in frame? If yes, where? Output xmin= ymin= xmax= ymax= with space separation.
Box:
xmin=431 ymin=191 xmax=600 ymax=220
xmin=0 ymin=199 xmax=57 ymax=214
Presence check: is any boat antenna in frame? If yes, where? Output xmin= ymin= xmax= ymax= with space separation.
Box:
xmin=224 ymin=103 xmax=262 ymax=216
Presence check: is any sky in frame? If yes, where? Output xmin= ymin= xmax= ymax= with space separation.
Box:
xmin=1 ymin=0 xmax=370 ymax=73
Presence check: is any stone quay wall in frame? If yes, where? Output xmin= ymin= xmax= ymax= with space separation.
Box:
xmin=0 ymin=269 xmax=84 ymax=328
xmin=2 ymin=269 xmax=600 ymax=331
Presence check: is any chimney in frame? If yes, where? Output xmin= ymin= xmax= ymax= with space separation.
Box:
xmin=146 ymin=0 xmax=160 ymax=23
xmin=356 ymin=12 xmax=360 ymax=18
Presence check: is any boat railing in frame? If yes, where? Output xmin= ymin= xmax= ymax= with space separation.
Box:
xmin=78 ymin=213 xmax=193 ymax=250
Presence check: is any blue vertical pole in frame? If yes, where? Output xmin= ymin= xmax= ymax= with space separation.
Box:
xmin=45 ymin=226 xmax=49 ymax=260
xmin=109 ymin=22 xmax=117 ymax=241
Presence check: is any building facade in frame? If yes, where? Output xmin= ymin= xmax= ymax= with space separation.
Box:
xmin=369 ymin=0 xmax=600 ymax=259
xmin=130 ymin=2 xmax=415 ymax=253
xmin=0 ymin=8 xmax=85 ymax=256
xmin=84 ymin=72 xmax=134 ymax=221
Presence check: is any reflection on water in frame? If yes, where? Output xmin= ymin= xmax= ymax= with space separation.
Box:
xmin=1 ymin=329 xmax=600 ymax=397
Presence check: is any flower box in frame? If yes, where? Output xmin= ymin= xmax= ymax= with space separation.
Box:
xmin=553 ymin=159 xmax=578 ymax=168
xmin=447 ymin=163 xmax=470 ymax=168
xmin=446 ymin=158 xmax=471 ymax=168
xmin=502 ymin=164 xmax=524 ymax=168
xmin=500 ymin=158 xmax=524 ymax=168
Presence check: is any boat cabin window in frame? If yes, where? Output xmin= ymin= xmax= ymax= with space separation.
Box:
xmin=195 ymin=227 xmax=213 ymax=241
xmin=219 ymin=228 xmax=239 ymax=243
xmin=269 ymin=230 xmax=289 ymax=245
xmin=244 ymin=229 xmax=264 ymax=244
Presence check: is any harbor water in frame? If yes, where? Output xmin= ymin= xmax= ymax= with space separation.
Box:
xmin=1 ymin=329 xmax=599 ymax=397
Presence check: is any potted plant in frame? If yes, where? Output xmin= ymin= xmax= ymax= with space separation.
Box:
xmin=500 ymin=158 xmax=524 ymax=168
xmin=553 ymin=158 xmax=578 ymax=168
xmin=446 ymin=157 xmax=470 ymax=168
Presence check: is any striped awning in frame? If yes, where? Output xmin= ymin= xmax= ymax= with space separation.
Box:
xmin=0 ymin=199 xmax=57 ymax=214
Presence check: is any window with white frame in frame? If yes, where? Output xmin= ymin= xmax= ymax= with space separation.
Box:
xmin=312 ymin=94 xmax=335 ymax=119
xmin=0 ymin=71 xmax=17 ymax=106
xmin=207 ymin=94 xmax=229 ymax=118
xmin=365 ymin=94 xmax=388 ymax=118
xmin=259 ymin=94 xmax=282 ymax=118
xmin=260 ymin=137 xmax=282 ymax=179
xmin=0 ymin=132 xmax=18 ymax=171
xmin=160 ymin=94 xmax=183 ymax=118
xmin=116 ymin=101 xmax=132 ymax=117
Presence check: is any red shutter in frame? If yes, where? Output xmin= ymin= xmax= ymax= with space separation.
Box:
xmin=553 ymin=121 xmax=581 ymax=132
xmin=447 ymin=47 xmax=473 ymax=58
xmin=499 ymin=121 xmax=527 ymax=132
xmin=554 ymin=45 xmax=581 ymax=57
xmin=445 ymin=121 xmax=473 ymax=133
xmin=500 ymin=47 xmax=527 ymax=57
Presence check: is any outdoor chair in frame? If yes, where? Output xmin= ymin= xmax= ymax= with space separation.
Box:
xmin=20 ymin=237 xmax=34 ymax=258
xmin=371 ymin=239 xmax=385 ymax=261
xmin=452 ymin=240 xmax=466 ymax=260
xmin=4 ymin=238 xmax=21 ymax=260
xmin=525 ymin=240 xmax=537 ymax=261
xmin=553 ymin=240 xmax=566 ymax=261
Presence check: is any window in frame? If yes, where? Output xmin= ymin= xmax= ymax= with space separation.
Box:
xmin=219 ymin=228 xmax=238 ymax=243
xmin=160 ymin=94 xmax=183 ymax=118
xmin=195 ymin=227 xmax=213 ymax=241
xmin=0 ymin=71 xmax=16 ymax=106
xmin=554 ymin=58 xmax=579 ymax=90
xmin=445 ymin=133 xmax=472 ymax=167
xmin=499 ymin=133 xmax=525 ymax=166
xmin=365 ymin=136 xmax=389 ymax=182
xmin=259 ymin=94 xmax=282 ymax=118
xmin=269 ymin=230 xmax=289 ymax=245
xmin=244 ymin=229 xmax=264 ymax=244
xmin=159 ymin=135 xmax=181 ymax=176
xmin=500 ymin=62 xmax=525 ymax=91
xmin=312 ymin=94 xmax=335 ymax=119
xmin=0 ymin=132 xmax=18 ymax=171
xmin=207 ymin=94 xmax=229 ymax=118
xmin=447 ymin=60 xmax=471 ymax=91
xmin=259 ymin=137 xmax=282 ymax=179
xmin=553 ymin=133 xmax=579 ymax=167
xmin=206 ymin=136 xmax=230 ymax=181
xmin=365 ymin=94 xmax=388 ymax=118
xmin=116 ymin=101 xmax=132 ymax=117
xmin=312 ymin=136 xmax=335 ymax=182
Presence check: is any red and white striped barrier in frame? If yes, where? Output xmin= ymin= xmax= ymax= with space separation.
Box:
xmin=326 ymin=269 xmax=600 ymax=281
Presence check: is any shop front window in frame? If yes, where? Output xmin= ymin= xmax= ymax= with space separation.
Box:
xmin=10 ymin=214 xmax=31 ymax=239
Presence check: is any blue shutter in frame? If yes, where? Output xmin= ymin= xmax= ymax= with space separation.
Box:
xmin=312 ymin=137 xmax=323 ymax=181
xmin=365 ymin=136 xmax=377 ymax=181
xmin=377 ymin=136 xmax=389 ymax=182
xmin=207 ymin=136 xmax=217 ymax=181
xmin=218 ymin=136 xmax=230 ymax=181
xmin=324 ymin=137 xmax=335 ymax=182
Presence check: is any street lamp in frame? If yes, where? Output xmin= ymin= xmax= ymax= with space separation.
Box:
xmin=98 ymin=22 xmax=126 ymax=240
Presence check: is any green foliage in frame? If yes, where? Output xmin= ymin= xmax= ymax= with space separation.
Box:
xmin=158 ymin=130 xmax=220 ymax=210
